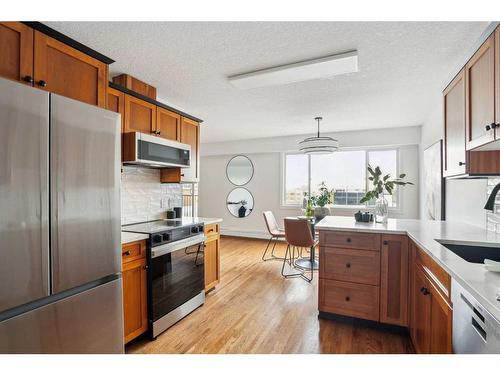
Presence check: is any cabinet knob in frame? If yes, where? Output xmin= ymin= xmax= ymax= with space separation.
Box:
xmin=123 ymin=251 xmax=131 ymax=256
xmin=420 ymin=287 xmax=430 ymax=295
xmin=346 ymin=262 xmax=351 ymax=268
xmin=486 ymin=124 xmax=491 ymax=131
xmin=157 ymin=131 xmax=161 ymax=135
xmin=23 ymin=75 xmax=34 ymax=84
xmin=345 ymin=296 xmax=350 ymax=301
xmin=37 ymin=80 xmax=47 ymax=87
xmin=346 ymin=238 xmax=351 ymax=243
xmin=383 ymin=240 xmax=388 ymax=245
xmin=458 ymin=161 xmax=466 ymax=166
xmin=143 ymin=265 xmax=148 ymax=270
xmin=491 ymin=123 xmax=498 ymax=129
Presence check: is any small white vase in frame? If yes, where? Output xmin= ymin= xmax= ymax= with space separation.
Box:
xmin=375 ymin=196 xmax=389 ymax=223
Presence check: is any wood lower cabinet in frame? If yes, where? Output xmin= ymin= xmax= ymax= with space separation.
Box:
xmin=0 ymin=22 xmax=33 ymax=85
xmin=204 ymin=223 xmax=221 ymax=291
xmin=122 ymin=240 xmax=148 ymax=344
xmin=409 ymin=242 xmax=453 ymax=354
xmin=124 ymin=94 xmax=157 ymax=134
xmin=33 ymin=31 xmax=108 ymax=107
xmin=380 ymin=234 xmax=409 ymax=326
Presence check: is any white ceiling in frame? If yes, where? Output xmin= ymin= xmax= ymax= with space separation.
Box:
xmin=46 ymin=22 xmax=488 ymax=144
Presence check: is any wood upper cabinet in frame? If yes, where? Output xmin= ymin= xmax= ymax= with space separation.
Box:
xmin=124 ymin=94 xmax=157 ymax=134
xmin=107 ymin=87 xmax=125 ymax=132
xmin=122 ymin=240 xmax=148 ymax=344
xmin=0 ymin=22 xmax=33 ymax=85
xmin=465 ymin=33 xmax=496 ymax=150
xmin=180 ymin=117 xmax=200 ymax=182
xmin=156 ymin=107 xmax=181 ymax=141
xmin=380 ymin=234 xmax=409 ymax=327
xmin=33 ymin=31 xmax=108 ymax=107
xmin=443 ymin=69 xmax=466 ymax=177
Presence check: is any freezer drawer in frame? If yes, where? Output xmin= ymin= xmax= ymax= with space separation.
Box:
xmin=0 ymin=78 xmax=49 ymax=313
xmin=50 ymin=94 xmax=121 ymax=293
xmin=0 ymin=278 xmax=124 ymax=353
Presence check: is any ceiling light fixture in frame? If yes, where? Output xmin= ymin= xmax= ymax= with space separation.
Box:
xmin=227 ymin=50 xmax=358 ymax=89
xmin=299 ymin=117 xmax=339 ymax=154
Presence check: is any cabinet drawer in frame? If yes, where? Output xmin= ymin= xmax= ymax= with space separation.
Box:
xmin=122 ymin=240 xmax=146 ymax=264
xmin=415 ymin=246 xmax=450 ymax=298
xmin=319 ymin=279 xmax=380 ymax=321
xmin=320 ymin=247 xmax=380 ymax=285
xmin=204 ymin=223 xmax=220 ymax=238
xmin=320 ymin=231 xmax=381 ymax=251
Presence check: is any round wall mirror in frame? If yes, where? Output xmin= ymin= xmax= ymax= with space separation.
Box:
xmin=226 ymin=188 xmax=254 ymax=218
xmin=226 ymin=155 xmax=254 ymax=186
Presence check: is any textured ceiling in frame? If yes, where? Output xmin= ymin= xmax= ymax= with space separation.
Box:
xmin=46 ymin=22 xmax=488 ymax=143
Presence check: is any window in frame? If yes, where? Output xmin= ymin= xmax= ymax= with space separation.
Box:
xmin=282 ymin=149 xmax=399 ymax=208
xmin=182 ymin=183 xmax=198 ymax=217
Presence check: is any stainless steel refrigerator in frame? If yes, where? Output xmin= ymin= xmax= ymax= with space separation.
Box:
xmin=0 ymin=78 xmax=123 ymax=353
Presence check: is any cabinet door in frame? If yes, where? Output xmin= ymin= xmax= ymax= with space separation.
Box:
xmin=122 ymin=257 xmax=148 ymax=344
xmin=180 ymin=117 xmax=200 ymax=182
xmin=156 ymin=107 xmax=181 ymax=141
xmin=0 ymin=22 xmax=33 ymax=85
xmin=33 ymin=31 xmax=108 ymax=108
xmin=380 ymin=234 xmax=409 ymax=326
xmin=124 ymin=94 xmax=156 ymax=135
xmin=107 ymin=87 xmax=125 ymax=132
xmin=429 ymin=281 xmax=453 ymax=354
xmin=410 ymin=266 xmax=431 ymax=354
xmin=443 ymin=70 xmax=466 ymax=177
xmin=465 ymin=34 xmax=496 ymax=150
xmin=204 ymin=236 xmax=220 ymax=291
xmin=496 ymin=26 xmax=500 ymax=140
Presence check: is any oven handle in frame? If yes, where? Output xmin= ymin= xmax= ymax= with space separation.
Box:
xmin=151 ymin=234 xmax=206 ymax=258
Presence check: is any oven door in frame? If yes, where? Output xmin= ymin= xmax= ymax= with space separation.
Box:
xmin=149 ymin=235 xmax=205 ymax=324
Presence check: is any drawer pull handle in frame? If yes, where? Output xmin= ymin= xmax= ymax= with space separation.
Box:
xmin=346 ymin=262 xmax=351 ymax=268
xmin=345 ymin=296 xmax=350 ymax=302
xmin=383 ymin=240 xmax=388 ymax=245
xmin=143 ymin=265 xmax=148 ymax=270
xmin=37 ymin=80 xmax=47 ymax=87
xmin=208 ymin=229 xmax=214 ymax=233
xmin=346 ymin=238 xmax=351 ymax=243
xmin=123 ymin=251 xmax=131 ymax=256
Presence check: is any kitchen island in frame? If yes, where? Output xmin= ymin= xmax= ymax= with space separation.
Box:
xmin=316 ymin=216 xmax=500 ymax=354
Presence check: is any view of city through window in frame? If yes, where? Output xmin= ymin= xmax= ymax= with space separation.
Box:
xmin=284 ymin=149 xmax=398 ymax=207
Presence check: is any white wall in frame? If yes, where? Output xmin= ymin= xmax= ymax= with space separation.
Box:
xmin=199 ymin=126 xmax=420 ymax=238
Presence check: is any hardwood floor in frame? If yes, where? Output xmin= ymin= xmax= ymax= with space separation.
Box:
xmin=126 ymin=236 xmax=414 ymax=354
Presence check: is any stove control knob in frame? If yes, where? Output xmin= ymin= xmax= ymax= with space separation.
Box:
xmin=162 ymin=233 xmax=170 ymax=241
xmin=153 ymin=234 xmax=162 ymax=243
xmin=191 ymin=226 xmax=199 ymax=233
xmin=198 ymin=225 xmax=204 ymax=233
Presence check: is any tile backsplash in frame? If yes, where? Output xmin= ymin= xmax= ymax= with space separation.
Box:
xmin=486 ymin=178 xmax=500 ymax=233
xmin=121 ymin=166 xmax=182 ymax=225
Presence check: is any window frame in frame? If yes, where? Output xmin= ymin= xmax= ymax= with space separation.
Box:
xmin=280 ymin=147 xmax=402 ymax=211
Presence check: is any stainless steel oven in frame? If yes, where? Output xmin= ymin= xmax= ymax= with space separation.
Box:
xmin=148 ymin=233 xmax=206 ymax=338
xmin=123 ymin=132 xmax=190 ymax=168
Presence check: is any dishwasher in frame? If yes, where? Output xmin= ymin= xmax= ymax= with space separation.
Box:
xmin=451 ymin=279 xmax=500 ymax=353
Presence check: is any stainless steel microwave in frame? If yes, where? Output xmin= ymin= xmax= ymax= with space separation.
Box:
xmin=122 ymin=132 xmax=191 ymax=168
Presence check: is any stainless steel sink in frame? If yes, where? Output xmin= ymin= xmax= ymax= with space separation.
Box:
xmin=438 ymin=241 xmax=500 ymax=263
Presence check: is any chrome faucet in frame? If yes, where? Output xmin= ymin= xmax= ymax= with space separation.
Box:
xmin=484 ymin=182 xmax=500 ymax=211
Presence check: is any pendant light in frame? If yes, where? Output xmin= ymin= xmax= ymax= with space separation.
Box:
xmin=299 ymin=117 xmax=339 ymax=154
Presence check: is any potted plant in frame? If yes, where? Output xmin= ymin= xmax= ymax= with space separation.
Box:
xmin=238 ymin=199 xmax=248 ymax=218
xmin=306 ymin=182 xmax=334 ymax=221
xmin=360 ymin=165 xmax=413 ymax=223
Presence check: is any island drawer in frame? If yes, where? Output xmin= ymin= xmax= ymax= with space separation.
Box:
xmin=319 ymin=279 xmax=380 ymax=321
xmin=320 ymin=231 xmax=381 ymax=251
xmin=320 ymin=247 xmax=381 ymax=285
xmin=204 ymin=223 xmax=220 ymax=238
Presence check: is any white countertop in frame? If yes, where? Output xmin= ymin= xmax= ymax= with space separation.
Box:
xmin=316 ymin=216 xmax=500 ymax=321
xmin=121 ymin=231 xmax=149 ymax=244
xmin=121 ymin=217 xmax=222 ymax=244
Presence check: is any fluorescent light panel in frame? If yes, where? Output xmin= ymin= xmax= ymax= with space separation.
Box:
xmin=228 ymin=50 xmax=358 ymax=89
